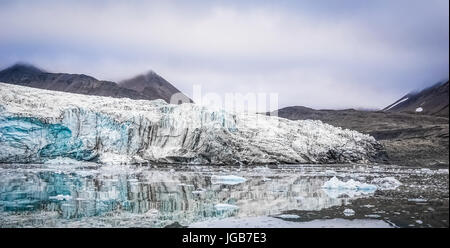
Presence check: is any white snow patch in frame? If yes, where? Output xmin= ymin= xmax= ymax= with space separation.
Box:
xmin=415 ymin=107 xmax=423 ymax=112
xmin=385 ymin=97 xmax=409 ymax=110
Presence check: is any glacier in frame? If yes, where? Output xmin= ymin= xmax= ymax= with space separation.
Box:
xmin=0 ymin=83 xmax=385 ymax=165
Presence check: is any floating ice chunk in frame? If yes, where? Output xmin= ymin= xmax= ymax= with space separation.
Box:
xmin=365 ymin=214 xmax=381 ymax=218
xmin=372 ymin=177 xmax=402 ymax=190
xmin=214 ymin=203 xmax=239 ymax=211
xmin=415 ymin=220 xmax=423 ymax=224
xmin=415 ymin=107 xmax=423 ymax=112
xmin=211 ymin=175 xmax=247 ymax=185
xmin=408 ymin=198 xmax=427 ymax=202
xmin=343 ymin=209 xmax=355 ymax=216
xmin=322 ymin=177 xmax=377 ymax=198
xmin=322 ymin=176 xmax=377 ymax=190
xmin=49 ymin=194 xmax=72 ymax=201
xmin=277 ymin=214 xmax=300 ymax=219
xmin=363 ymin=204 xmax=375 ymax=208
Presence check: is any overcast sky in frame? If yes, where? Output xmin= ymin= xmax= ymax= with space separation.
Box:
xmin=0 ymin=0 xmax=448 ymax=110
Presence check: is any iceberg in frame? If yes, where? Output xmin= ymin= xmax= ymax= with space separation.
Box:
xmin=322 ymin=176 xmax=378 ymax=190
xmin=343 ymin=208 xmax=355 ymax=216
xmin=0 ymin=83 xmax=385 ymax=165
xmin=277 ymin=214 xmax=300 ymax=219
xmin=322 ymin=176 xmax=377 ymax=198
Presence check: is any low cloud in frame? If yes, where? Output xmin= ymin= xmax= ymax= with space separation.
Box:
xmin=0 ymin=0 xmax=448 ymax=110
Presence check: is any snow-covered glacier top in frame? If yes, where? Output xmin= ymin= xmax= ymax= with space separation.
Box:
xmin=0 ymin=83 xmax=385 ymax=165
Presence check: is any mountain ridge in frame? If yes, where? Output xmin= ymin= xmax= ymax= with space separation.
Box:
xmin=0 ymin=63 xmax=191 ymax=104
xmin=383 ymin=80 xmax=449 ymax=117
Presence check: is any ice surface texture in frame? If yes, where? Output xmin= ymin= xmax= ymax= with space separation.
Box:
xmin=0 ymin=83 xmax=384 ymax=164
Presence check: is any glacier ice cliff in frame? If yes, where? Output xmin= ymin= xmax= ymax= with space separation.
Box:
xmin=0 ymin=83 xmax=386 ymax=164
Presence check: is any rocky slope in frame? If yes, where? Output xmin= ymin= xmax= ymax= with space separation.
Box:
xmin=0 ymin=83 xmax=385 ymax=165
xmin=119 ymin=70 xmax=192 ymax=104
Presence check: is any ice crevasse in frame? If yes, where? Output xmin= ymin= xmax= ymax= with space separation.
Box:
xmin=0 ymin=83 xmax=386 ymax=165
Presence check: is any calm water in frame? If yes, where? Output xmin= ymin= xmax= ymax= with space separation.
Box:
xmin=0 ymin=163 xmax=448 ymax=228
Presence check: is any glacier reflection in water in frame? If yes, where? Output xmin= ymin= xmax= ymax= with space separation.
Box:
xmin=0 ymin=163 xmax=369 ymax=227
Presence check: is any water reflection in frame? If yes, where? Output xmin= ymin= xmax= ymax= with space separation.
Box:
xmin=0 ymin=164 xmax=361 ymax=227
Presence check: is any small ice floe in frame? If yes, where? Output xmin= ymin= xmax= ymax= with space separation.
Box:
xmin=416 ymin=220 xmax=423 ymax=224
xmin=415 ymin=107 xmax=423 ymax=112
xmin=49 ymin=194 xmax=72 ymax=201
xmin=419 ymin=168 xmax=433 ymax=175
xmin=362 ymin=204 xmax=375 ymax=208
xmin=322 ymin=177 xmax=377 ymax=191
xmin=211 ymin=175 xmax=247 ymax=185
xmin=343 ymin=209 xmax=355 ymax=216
xmin=408 ymin=198 xmax=427 ymax=203
xmin=321 ymin=176 xmax=377 ymax=198
xmin=214 ymin=203 xmax=239 ymax=211
xmin=169 ymin=169 xmax=175 ymax=173
xmin=325 ymin=170 xmax=337 ymax=175
xmin=365 ymin=214 xmax=381 ymax=218
xmin=277 ymin=214 xmax=300 ymax=219
xmin=372 ymin=177 xmax=402 ymax=190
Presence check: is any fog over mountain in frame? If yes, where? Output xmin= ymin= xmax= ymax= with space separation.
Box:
xmin=384 ymin=81 xmax=449 ymax=117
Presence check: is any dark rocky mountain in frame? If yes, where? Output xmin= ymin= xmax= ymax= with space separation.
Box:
xmin=119 ymin=70 xmax=192 ymax=103
xmin=383 ymin=81 xmax=449 ymax=117
xmin=267 ymin=106 xmax=449 ymax=167
xmin=0 ymin=63 xmax=191 ymax=103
